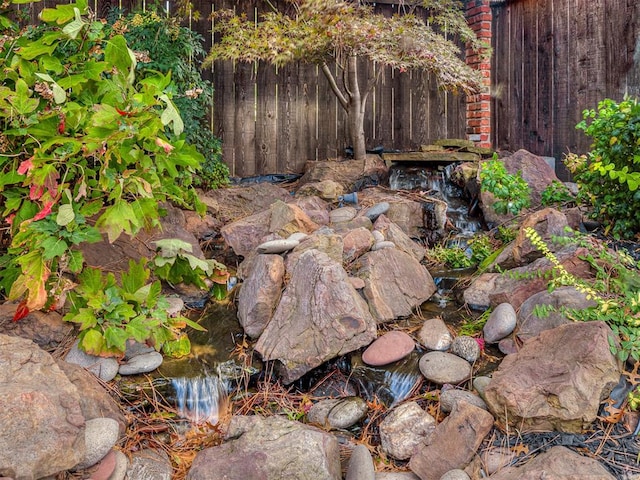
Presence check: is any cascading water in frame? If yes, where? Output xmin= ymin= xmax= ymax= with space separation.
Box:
xmin=172 ymin=374 xmax=229 ymax=425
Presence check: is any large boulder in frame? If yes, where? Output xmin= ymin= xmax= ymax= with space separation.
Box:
xmin=486 ymin=445 xmax=615 ymax=480
xmin=187 ymin=415 xmax=342 ymax=480
xmin=237 ymin=254 xmax=285 ymax=339
xmin=255 ymin=250 xmax=377 ymax=384
xmin=0 ymin=334 xmax=85 ymax=479
xmin=298 ymin=155 xmax=389 ymax=193
xmin=355 ymin=248 xmax=436 ymax=323
xmin=200 ymin=183 xmax=292 ymax=224
xmin=484 ymin=321 xmax=620 ymax=433
xmin=0 ymin=303 xmax=73 ymax=350
xmin=409 ymin=401 xmax=494 ymax=480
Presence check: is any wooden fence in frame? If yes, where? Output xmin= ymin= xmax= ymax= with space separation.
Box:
xmin=491 ymin=0 xmax=640 ymax=178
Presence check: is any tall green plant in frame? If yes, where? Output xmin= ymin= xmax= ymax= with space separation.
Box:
xmin=0 ymin=0 xmax=209 ymax=355
xmin=572 ymin=96 xmax=640 ymax=238
xmin=479 ymin=155 xmax=531 ymax=216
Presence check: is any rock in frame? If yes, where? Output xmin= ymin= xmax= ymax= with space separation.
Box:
xmin=288 ymin=231 xmax=309 ymax=242
xmin=332 ymin=215 xmax=374 ymax=233
xmin=355 ymin=249 xmax=437 ymax=323
xmin=291 ymin=196 xmax=331 ymax=228
xmin=255 ymin=250 xmax=377 ymax=384
xmin=464 ymin=245 xmax=592 ymax=310
xmin=362 ymin=331 xmax=415 ymax=366
xmin=497 ymin=337 xmax=518 ymax=355
xmin=64 ymin=340 xmax=118 ymax=382
xmin=450 ymin=336 xmax=481 ymax=363
xmin=76 ymin=418 xmax=120 ymax=470
xmin=118 ymin=351 xmax=163 ymax=375
xmin=363 ymin=202 xmax=390 ymax=221
xmin=330 ymin=206 xmax=358 ymax=223
xmin=256 ymin=238 xmax=299 ymax=254
xmin=516 ymin=286 xmax=597 ymax=342
xmin=419 ymin=351 xmax=472 ymax=385
xmin=511 ymin=208 xmax=572 ymax=265
xmin=0 ymin=334 xmax=85 ymax=479
xmin=409 ymin=401 xmax=494 ymax=480
xmin=473 ymin=376 xmax=492 ymax=400
xmin=285 ymin=232 xmax=344 ymax=271
xmin=109 ymin=449 xmax=129 ymax=480
xmin=418 ymin=318 xmax=453 ymax=351
xmin=349 ymin=277 xmax=366 ymax=289
xmin=440 ymin=470 xmax=471 ymax=480
xmin=372 ymin=240 xmax=396 ymax=250
xmin=127 ymin=448 xmax=172 ymax=480
xmin=486 ymin=445 xmax=615 ymax=479
xmin=379 ymin=401 xmax=436 ymax=460
xmin=220 ymin=209 xmax=272 ymax=257
xmin=439 ymin=388 xmax=488 ymax=413
xmin=237 ymin=254 xmax=285 ymax=338
xmin=268 ymin=200 xmax=320 ymax=239
xmin=307 ymin=397 xmax=368 ymax=429
xmin=201 ymin=183 xmax=292 ymax=224
xmin=123 ymin=340 xmax=156 ymax=360
xmin=481 ymin=447 xmax=516 ymax=475
xmin=483 ymin=303 xmax=517 ymax=343
xmin=484 ymin=321 xmax=620 ymax=433
xmin=374 ymin=215 xmax=425 ymax=261
xmin=346 ymin=444 xmax=375 ymax=480
xmin=372 ymin=229 xmax=385 ymax=242
xmin=342 ymin=227 xmax=375 ymax=263
xmin=56 ymin=360 xmax=127 ymax=435
xmin=376 ymin=473 xmax=421 ymax=480
xmin=0 ymin=303 xmax=73 ymax=349
xmin=87 ymin=449 xmax=117 ymax=480
xmin=187 ymin=415 xmax=342 ymax=480
xmin=165 ymin=296 xmax=184 ymax=317
xmin=298 ymin=156 xmax=389 ymax=193
xmin=297 ymin=179 xmax=345 ymax=202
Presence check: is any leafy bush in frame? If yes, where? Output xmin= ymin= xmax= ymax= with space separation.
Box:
xmin=541 ymin=180 xmax=575 ymax=207
xmin=479 ymin=155 xmax=531 ymax=216
xmin=0 ymin=0 xmax=212 ymax=355
xmin=109 ymin=9 xmax=229 ymax=189
xmin=571 ymin=97 xmax=640 ymax=239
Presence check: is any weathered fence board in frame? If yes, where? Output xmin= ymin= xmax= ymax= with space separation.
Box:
xmin=492 ymin=0 xmax=640 ymax=178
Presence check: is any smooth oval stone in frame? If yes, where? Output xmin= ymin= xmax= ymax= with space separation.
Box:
xmin=307 ymin=397 xmax=368 ymax=429
xmin=287 ymin=232 xmax=308 ymax=242
xmin=418 ymin=318 xmax=452 ymax=351
xmin=473 ymin=376 xmax=492 ymax=399
xmin=345 ymin=444 xmax=375 ymax=480
xmin=256 ymin=238 xmax=300 ymax=254
xmin=418 ymin=351 xmax=472 ymax=385
xmin=498 ymin=336 xmax=518 ymax=355
xmin=440 ymin=469 xmax=471 ymax=480
xmin=76 ymin=418 xmax=119 ymax=470
xmin=484 ymin=302 xmax=517 ymax=343
xmin=363 ymin=202 xmax=390 ymax=221
xmin=88 ymin=449 xmax=116 ymax=480
xmin=65 ymin=340 xmax=119 ymax=382
xmin=330 ymin=206 xmax=358 ymax=223
xmin=118 ymin=351 xmax=163 ymax=375
xmin=362 ymin=331 xmax=415 ymax=366
xmin=372 ymin=230 xmax=385 ymax=243
xmin=450 ymin=336 xmax=481 ymax=363
xmin=439 ymin=388 xmax=488 ymax=413
xmin=371 ymin=240 xmax=396 ymax=251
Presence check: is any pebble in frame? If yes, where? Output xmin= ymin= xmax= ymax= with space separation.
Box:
xmin=88 ymin=449 xmax=116 ymax=480
xmin=372 ymin=240 xmax=396 ymax=251
xmin=363 ymin=202 xmax=390 ymax=221
xmin=439 ymin=469 xmax=471 ymax=480
xmin=109 ymin=450 xmax=129 ymax=480
xmin=483 ymin=302 xmax=517 ymax=343
xmin=379 ymin=401 xmax=435 ymax=460
xmin=376 ymin=473 xmax=421 ymax=479
xmin=287 ymin=232 xmax=308 ymax=242
xmin=439 ymin=388 xmax=488 ymax=413
xmin=349 ymin=277 xmax=366 ymax=290
xmin=307 ymin=397 xmax=368 ymax=429
xmin=473 ymin=376 xmax=492 ymax=400
xmin=418 ymin=351 xmax=472 ymax=385
xmin=482 ymin=446 xmax=516 ymax=474
xmin=418 ymin=318 xmax=452 ymax=351
xmin=126 ymin=448 xmax=172 ymax=480
xmin=498 ymin=336 xmax=518 ymax=355
xmin=450 ymin=336 xmax=481 ymax=363
xmin=345 ymin=444 xmax=375 ymax=480
xmin=118 ymin=351 xmax=163 ymax=375
xmin=123 ymin=340 xmax=155 ymax=360
xmin=372 ymin=230 xmax=386 ymax=243
xmin=165 ymin=296 xmax=184 ymax=317
xmin=76 ymin=418 xmax=120 ymax=470
xmin=256 ymin=238 xmax=299 ymax=254
xmin=330 ymin=206 xmax=358 ymax=223
xmin=65 ymin=340 xmax=120 ymax=382
xmin=362 ymin=331 xmax=415 ymax=366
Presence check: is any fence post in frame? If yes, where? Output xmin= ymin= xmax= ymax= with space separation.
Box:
xmin=465 ymin=0 xmax=492 ymax=148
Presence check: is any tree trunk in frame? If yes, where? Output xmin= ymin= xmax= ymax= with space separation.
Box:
xmin=345 ymin=55 xmax=367 ymax=161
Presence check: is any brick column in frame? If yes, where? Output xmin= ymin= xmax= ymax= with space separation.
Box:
xmin=465 ymin=0 xmax=492 ymax=148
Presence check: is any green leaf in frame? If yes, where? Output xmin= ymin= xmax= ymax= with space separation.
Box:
xmin=78 ymin=329 xmax=107 ymax=356
xmin=9 ymin=79 xmax=39 ymax=115
xmin=40 ymin=237 xmax=68 ymax=260
xmin=67 ymin=250 xmax=84 ymax=273
xmin=17 ymin=37 xmax=59 ymax=60
xmin=126 ymin=315 xmax=153 ymax=343
xmin=62 ymin=8 xmax=86 ymax=39
xmin=181 ymin=316 xmax=207 ymax=332
xmin=153 ymin=238 xmax=193 ymax=258
xmin=121 ymin=259 xmax=149 ymax=295
xmin=162 ymin=334 xmax=191 ymax=358
xmin=95 ymin=201 xmax=137 ymax=243
xmin=56 ymin=204 xmax=75 ymax=226
xmin=104 ymin=325 xmax=129 ymax=352
xmin=159 ymin=94 xmax=184 ymax=136
xmin=104 ymin=35 xmax=135 ymax=84
xmin=65 ymin=307 xmax=99 ymax=330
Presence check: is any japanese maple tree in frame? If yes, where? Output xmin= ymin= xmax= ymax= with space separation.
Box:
xmin=206 ymin=0 xmax=486 ymax=160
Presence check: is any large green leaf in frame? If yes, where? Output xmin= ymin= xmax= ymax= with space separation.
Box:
xmin=104 ymin=325 xmax=129 ymax=352
xmin=159 ymin=94 xmax=184 ymax=136
xmin=17 ymin=34 xmax=60 ymax=60
xmin=9 ymin=79 xmax=39 ymax=115
xmin=104 ymin=35 xmax=135 ymax=85
xmin=95 ymin=201 xmax=137 ymax=243
xmin=62 ymin=8 xmax=86 ymax=39
xmin=121 ymin=259 xmax=149 ymax=294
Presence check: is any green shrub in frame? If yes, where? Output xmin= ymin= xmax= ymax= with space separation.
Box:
xmin=479 ymin=155 xmax=530 ymax=216
xmin=541 ymin=180 xmax=575 ymax=207
xmin=572 ymin=97 xmax=640 ymax=239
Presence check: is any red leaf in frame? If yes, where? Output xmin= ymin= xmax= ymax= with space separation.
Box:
xmin=29 ymin=184 xmax=44 ymax=200
xmin=17 ymin=157 xmax=34 ymax=175
xmin=13 ymin=301 xmax=30 ymax=322
xmin=34 ymin=201 xmax=54 ymax=221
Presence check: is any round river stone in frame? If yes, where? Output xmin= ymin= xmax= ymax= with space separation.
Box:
xmin=362 ymin=331 xmax=415 ymax=366
xmin=418 ymin=351 xmax=472 ymax=385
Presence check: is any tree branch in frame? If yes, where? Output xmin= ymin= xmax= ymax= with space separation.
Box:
xmin=321 ymin=62 xmax=349 ymax=111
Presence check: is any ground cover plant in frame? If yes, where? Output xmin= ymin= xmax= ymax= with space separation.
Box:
xmin=0 ymin=0 xmax=221 ymax=356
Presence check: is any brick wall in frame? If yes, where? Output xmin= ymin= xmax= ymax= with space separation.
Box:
xmin=465 ymin=0 xmax=492 ymax=148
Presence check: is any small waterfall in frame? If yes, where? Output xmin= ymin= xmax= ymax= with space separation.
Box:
xmin=172 ymin=374 xmax=229 ymax=425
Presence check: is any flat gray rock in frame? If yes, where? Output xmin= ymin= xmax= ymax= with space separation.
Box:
xmin=346 ymin=444 xmax=375 ymax=480
xmin=76 ymin=418 xmax=120 ymax=470
xmin=118 ymin=351 xmax=163 ymax=375
xmin=419 ymin=351 xmax=472 ymax=385
xmin=65 ymin=339 xmax=120 ymax=382
xmin=483 ymin=303 xmax=517 ymax=343
xmin=418 ymin=318 xmax=452 ymax=351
